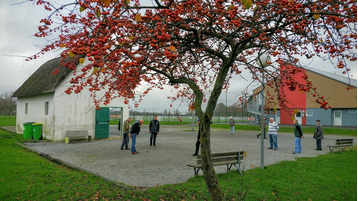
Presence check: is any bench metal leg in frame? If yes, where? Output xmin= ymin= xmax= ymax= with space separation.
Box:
xmin=193 ymin=167 xmax=201 ymax=175
xmin=328 ymin=147 xmax=333 ymax=153
xmin=230 ymin=163 xmax=242 ymax=175
xmin=226 ymin=164 xmax=233 ymax=172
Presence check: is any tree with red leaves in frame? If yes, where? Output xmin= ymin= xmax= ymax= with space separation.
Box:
xmin=26 ymin=0 xmax=356 ymax=199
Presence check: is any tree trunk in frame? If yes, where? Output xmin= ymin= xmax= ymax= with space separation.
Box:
xmin=200 ymin=117 xmax=224 ymax=200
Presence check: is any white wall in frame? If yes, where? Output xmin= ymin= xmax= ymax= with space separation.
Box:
xmin=16 ymin=93 xmax=55 ymax=140
xmin=52 ymin=58 xmax=129 ymax=141
xmin=16 ymin=58 xmax=129 ymax=141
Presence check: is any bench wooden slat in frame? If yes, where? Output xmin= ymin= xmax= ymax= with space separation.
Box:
xmin=197 ymin=151 xmax=245 ymax=158
xmin=188 ymin=160 xmax=238 ymax=168
xmin=327 ymin=139 xmax=354 ymax=153
xmin=336 ymin=139 xmax=353 ymax=145
xmin=65 ymin=130 xmax=90 ymax=143
xmin=66 ymin=130 xmax=88 ymax=136
xmin=197 ymin=156 xmax=242 ymax=164
xmin=188 ymin=151 xmax=246 ymax=176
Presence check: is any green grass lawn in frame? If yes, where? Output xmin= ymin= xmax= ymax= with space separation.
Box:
xmin=3 ymin=116 xmax=355 ymax=135
xmin=0 ymin=116 xmax=16 ymax=126
xmin=110 ymin=119 xmax=189 ymax=125
xmin=0 ymin=128 xmax=356 ymax=200
xmin=210 ymin=123 xmax=357 ymax=136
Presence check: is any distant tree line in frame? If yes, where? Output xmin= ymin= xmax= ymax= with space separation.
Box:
xmin=213 ymin=102 xmax=250 ymax=117
xmin=0 ymin=92 xmax=16 ymax=118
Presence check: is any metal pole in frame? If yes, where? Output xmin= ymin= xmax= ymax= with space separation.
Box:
xmin=260 ymin=73 xmax=265 ymax=169
xmin=226 ymin=90 xmax=228 ymax=122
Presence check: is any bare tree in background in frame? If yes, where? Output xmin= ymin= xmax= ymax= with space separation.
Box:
xmin=0 ymin=92 xmax=16 ymax=118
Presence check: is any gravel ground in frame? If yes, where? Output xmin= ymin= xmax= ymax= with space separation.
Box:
xmin=23 ymin=125 xmax=356 ymax=188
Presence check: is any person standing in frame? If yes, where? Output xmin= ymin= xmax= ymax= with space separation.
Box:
xmin=313 ymin=120 xmax=324 ymax=151
xmin=293 ymin=119 xmax=304 ymax=154
xmin=149 ymin=115 xmax=160 ymax=147
xmin=129 ymin=119 xmax=143 ymax=155
xmin=268 ymin=117 xmax=279 ymax=150
xmin=120 ymin=117 xmax=132 ymax=150
xmin=229 ymin=117 xmax=235 ymax=135
xmin=192 ymin=119 xmax=201 ymax=156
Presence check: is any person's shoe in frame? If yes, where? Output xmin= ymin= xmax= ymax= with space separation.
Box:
xmin=292 ymin=152 xmax=296 ymax=154
xmin=192 ymin=154 xmax=198 ymax=156
xmin=121 ymin=148 xmax=124 ymax=150
xmin=274 ymin=148 xmax=277 ymax=150
xmin=125 ymin=148 xmax=130 ymax=150
xmin=257 ymin=135 xmax=259 ymax=138
xmin=268 ymin=147 xmax=273 ymax=149
xmin=132 ymin=152 xmax=137 ymax=155
xmin=150 ymin=144 xmax=152 ymax=147
xmin=317 ymin=149 xmax=322 ymax=151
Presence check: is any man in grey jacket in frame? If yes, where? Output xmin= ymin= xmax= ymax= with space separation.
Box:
xmin=313 ymin=119 xmax=324 ymax=151
xmin=268 ymin=117 xmax=279 ymax=150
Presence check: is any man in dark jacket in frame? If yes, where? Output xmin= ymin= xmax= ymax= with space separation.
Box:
xmin=129 ymin=119 xmax=143 ymax=155
xmin=192 ymin=119 xmax=201 ymax=156
xmin=293 ymin=119 xmax=304 ymax=154
xmin=149 ymin=115 xmax=160 ymax=146
xmin=313 ymin=119 xmax=324 ymax=151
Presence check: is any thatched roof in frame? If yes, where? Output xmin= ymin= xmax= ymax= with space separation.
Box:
xmin=13 ymin=56 xmax=78 ymax=98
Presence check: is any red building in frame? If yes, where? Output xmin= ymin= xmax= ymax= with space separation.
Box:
xmin=248 ymin=64 xmax=357 ymax=126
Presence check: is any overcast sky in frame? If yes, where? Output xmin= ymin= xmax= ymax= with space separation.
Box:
xmin=0 ymin=0 xmax=356 ymax=113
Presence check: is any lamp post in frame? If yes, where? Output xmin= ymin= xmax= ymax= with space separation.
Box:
xmin=256 ymin=53 xmax=271 ymax=169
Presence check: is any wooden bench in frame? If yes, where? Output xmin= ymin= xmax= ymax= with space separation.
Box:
xmin=327 ymin=139 xmax=354 ymax=153
xmin=187 ymin=151 xmax=246 ymax=175
xmin=65 ymin=130 xmax=91 ymax=144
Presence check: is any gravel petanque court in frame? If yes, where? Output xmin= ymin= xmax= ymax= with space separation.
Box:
xmin=24 ymin=125 xmax=356 ymax=187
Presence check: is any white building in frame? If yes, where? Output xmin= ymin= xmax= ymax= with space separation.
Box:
xmin=13 ymin=56 xmax=129 ymax=141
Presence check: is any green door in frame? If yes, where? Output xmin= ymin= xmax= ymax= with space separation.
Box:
xmin=95 ymin=107 xmax=110 ymax=139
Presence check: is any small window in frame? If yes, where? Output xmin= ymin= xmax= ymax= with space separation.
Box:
xmin=348 ymin=109 xmax=357 ymax=113
xmin=334 ymin=111 xmax=341 ymax=118
xmin=25 ymin=103 xmax=28 ymax=114
xmin=45 ymin=102 xmax=49 ymax=115
xmin=306 ymin=110 xmax=313 ymax=116
xmin=276 ymin=110 xmax=280 ymax=117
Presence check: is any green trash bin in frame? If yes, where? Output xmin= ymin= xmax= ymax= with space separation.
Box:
xmin=32 ymin=123 xmax=43 ymax=140
xmin=23 ymin=122 xmax=35 ymax=140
